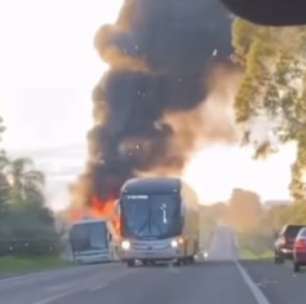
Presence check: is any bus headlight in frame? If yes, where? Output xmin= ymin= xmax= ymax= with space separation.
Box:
xmin=178 ymin=237 xmax=184 ymax=245
xmin=171 ymin=239 xmax=179 ymax=248
xmin=121 ymin=240 xmax=131 ymax=251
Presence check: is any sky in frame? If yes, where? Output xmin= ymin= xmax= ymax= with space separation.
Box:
xmin=184 ymin=144 xmax=296 ymax=204
xmin=0 ymin=0 xmax=297 ymax=210
xmin=0 ymin=0 xmax=124 ymax=210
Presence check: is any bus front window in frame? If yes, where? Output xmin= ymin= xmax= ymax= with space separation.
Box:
xmin=150 ymin=195 xmax=181 ymax=238
xmin=70 ymin=222 xmax=108 ymax=252
xmin=122 ymin=194 xmax=181 ymax=239
xmin=122 ymin=195 xmax=150 ymax=238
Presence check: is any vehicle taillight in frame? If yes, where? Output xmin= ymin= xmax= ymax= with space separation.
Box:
xmin=294 ymin=239 xmax=306 ymax=251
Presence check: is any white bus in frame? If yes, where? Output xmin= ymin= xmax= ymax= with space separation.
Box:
xmin=69 ymin=219 xmax=116 ymax=264
xmin=119 ymin=178 xmax=200 ymax=266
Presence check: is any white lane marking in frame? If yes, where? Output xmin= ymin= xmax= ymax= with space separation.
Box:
xmin=0 ymin=267 xmax=84 ymax=285
xmin=0 ymin=264 xmax=120 ymax=291
xmin=90 ymin=281 xmax=110 ymax=292
xmin=33 ymin=268 xmax=134 ymax=304
xmin=33 ymin=287 xmax=81 ymax=304
xmin=46 ymin=282 xmax=77 ymax=293
xmin=89 ymin=269 xmax=135 ymax=291
xmin=236 ymin=262 xmax=271 ymax=304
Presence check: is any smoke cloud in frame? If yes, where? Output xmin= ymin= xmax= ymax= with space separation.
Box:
xmin=75 ymin=0 xmax=236 ymax=205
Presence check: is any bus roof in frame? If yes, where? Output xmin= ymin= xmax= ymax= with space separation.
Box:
xmin=121 ymin=177 xmax=181 ymax=195
xmin=72 ymin=219 xmax=107 ymax=226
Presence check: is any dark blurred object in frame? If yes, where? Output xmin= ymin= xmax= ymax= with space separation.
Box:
xmin=0 ymin=239 xmax=61 ymax=257
xmin=293 ymin=228 xmax=306 ymax=273
xmin=274 ymin=225 xmax=305 ymax=264
xmin=221 ymin=0 xmax=306 ymax=26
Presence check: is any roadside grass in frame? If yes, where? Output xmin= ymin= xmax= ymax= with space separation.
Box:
xmin=240 ymin=248 xmax=274 ymax=260
xmin=238 ymin=231 xmax=274 ymax=261
xmin=0 ymin=256 xmax=73 ymax=276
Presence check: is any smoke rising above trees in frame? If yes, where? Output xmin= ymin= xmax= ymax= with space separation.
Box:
xmin=77 ymin=0 xmax=238 ymax=205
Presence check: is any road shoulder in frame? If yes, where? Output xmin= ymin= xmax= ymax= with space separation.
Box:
xmin=241 ymin=260 xmax=306 ymax=304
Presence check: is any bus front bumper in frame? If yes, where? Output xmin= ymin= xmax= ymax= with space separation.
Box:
xmin=74 ymin=251 xmax=112 ymax=264
xmin=120 ymin=239 xmax=184 ymax=261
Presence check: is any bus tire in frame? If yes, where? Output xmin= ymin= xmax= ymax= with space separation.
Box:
xmin=294 ymin=262 xmax=300 ymax=273
xmin=127 ymin=260 xmax=135 ymax=267
xmin=174 ymin=259 xmax=182 ymax=267
xmin=143 ymin=260 xmax=153 ymax=267
xmin=189 ymin=256 xmax=195 ymax=264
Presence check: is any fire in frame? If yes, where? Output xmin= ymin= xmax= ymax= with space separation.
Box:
xmin=69 ymin=195 xmax=121 ymax=240
xmin=90 ymin=196 xmax=117 ymax=219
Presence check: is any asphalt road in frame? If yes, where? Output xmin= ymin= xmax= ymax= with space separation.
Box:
xmin=1 ymin=227 xmax=306 ymax=304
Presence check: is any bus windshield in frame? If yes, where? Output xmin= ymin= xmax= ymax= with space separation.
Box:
xmin=122 ymin=194 xmax=181 ymax=239
xmin=70 ymin=222 xmax=108 ymax=252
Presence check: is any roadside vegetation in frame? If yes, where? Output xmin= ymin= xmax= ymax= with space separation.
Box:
xmin=0 ymin=256 xmax=71 ymax=276
xmin=233 ymin=20 xmax=306 ymax=203
xmin=199 ymin=203 xmax=227 ymax=250
xmin=0 ymin=117 xmax=62 ymax=274
xmin=236 ymin=202 xmax=306 ymax=260
xmin=203 ymin=188 xmax=306 ymax=259
xmin=229 ymin=20 xmax=306 ymax=258
xmin=199 ymin=22 xmax=306 ymax=257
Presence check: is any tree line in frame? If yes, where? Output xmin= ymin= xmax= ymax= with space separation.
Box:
xmin=201 ymin=188 xmax=306 ymax=256
xmin=0 ymin=117 xmax=60 ymax=256
xmin=233 ymin=19 xmax=306 ymax=203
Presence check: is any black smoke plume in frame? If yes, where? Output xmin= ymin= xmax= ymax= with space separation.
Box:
xmin=77 ymin=0 xmax=234 ymax=203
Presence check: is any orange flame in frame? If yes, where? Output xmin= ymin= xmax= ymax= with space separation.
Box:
xmin=69 ymin=195 xmax=121 ymax=240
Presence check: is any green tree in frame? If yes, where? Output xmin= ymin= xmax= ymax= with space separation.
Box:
xmin=0 ymin=168 xmax=9 ymax=217
xmin=233 ymin=19 xmax=306 ymax=202
xmin=0 ymin=121 xmax=60 ymax=255
xmin=0 ymin=119 xmax=8 ymax=217
xmin=0 ymin=116 xmax=5 ymax=143
xmin=4 ymin=157 xmax=45 ymax=204
xmin=226 ymin=189 xmax=263 ymax=233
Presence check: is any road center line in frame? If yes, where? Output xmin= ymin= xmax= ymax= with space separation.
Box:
xmin=235 ymin=262 xmax=271 ymax=304
xmin=33 ymin=269 xmax=134 ymax=304
xmin=89 ymin=270 xmax=133 ymax=292
xmin=33 ymin=287 xmax=80 ymax=304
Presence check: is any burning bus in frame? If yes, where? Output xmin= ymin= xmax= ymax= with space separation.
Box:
xmin=68 ymin=183 xmax=122 ymax=264
xmin=119 ymin=177 xmax=200 ymax=266
xmin=69 ymin=219 xmax=117 ymax=264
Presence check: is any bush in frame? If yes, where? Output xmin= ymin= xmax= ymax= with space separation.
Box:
xmin=0 ymin=204 xmax=61 ymax=257
xmin=238 ymin=231 xmax=274 ymax=256
xmin=0 ymin=239 xmax=60 ymax=257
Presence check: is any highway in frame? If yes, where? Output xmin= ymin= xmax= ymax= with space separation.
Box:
xmin=1 ymin=227 xmax=306 ymax=304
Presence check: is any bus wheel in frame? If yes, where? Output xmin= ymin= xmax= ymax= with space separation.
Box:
xmin=143 ymin=260 xmax=151 ymax=267
xmin=174 ymin=259 xmax=182 ymax=267
xmin=294 ymin=262 xmax=300 ymax=273
xmin=127 ymin=260 xmax=135 ymax=267
xmin=181 ymin=258 xmax=189 ymax=265
xmin=189 ymin=256 xmax=195 ymax=264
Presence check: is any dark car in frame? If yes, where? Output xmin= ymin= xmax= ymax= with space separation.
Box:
xmin=274 ymin=225 xmax=305 ymax=264
xmin=293 ymin=228 xmax=306 ymax=272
